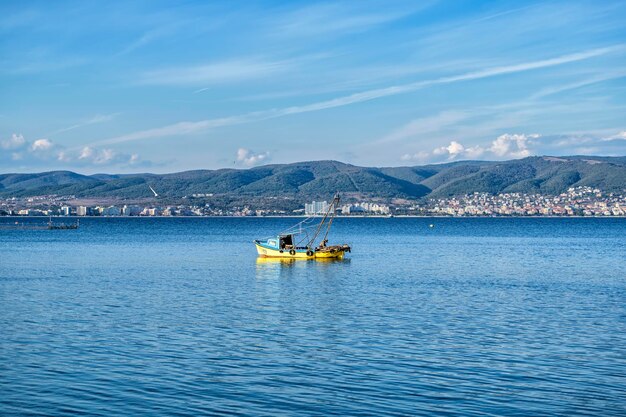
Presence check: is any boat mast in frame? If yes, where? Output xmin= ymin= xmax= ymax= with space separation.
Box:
xmin=307 ymin=194 xmax=339 ymax=248
xmin=321 ymin=196 xmax=338 ymax=244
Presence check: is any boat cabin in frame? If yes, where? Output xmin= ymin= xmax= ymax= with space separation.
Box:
xmin=279 ymin=234 xmax=294 ymax=249
xmin=263 ymin=234 xmax=295 ymax=250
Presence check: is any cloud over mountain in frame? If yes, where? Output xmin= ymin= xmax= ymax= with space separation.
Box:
xmin=1 ymin=134 xmax=147 ymax=168
xmin=236 ymin=148 xmax=270 ymax=166
xmin=402 ymin=133 xmax=541 ymax=162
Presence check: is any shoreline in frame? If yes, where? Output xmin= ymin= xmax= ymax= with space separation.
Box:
xmin=1 ymin=215 xmax=625 ymax=219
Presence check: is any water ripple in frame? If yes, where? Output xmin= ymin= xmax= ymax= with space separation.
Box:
xmin=1 ymin=217 xmax=625 ymax=416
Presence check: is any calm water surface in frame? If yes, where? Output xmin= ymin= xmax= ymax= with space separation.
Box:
xmin=1 ymin=217 xmax=625 ymax=416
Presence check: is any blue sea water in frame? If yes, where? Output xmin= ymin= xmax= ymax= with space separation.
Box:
xmin=1 ymin=217 xmax=625 ymax=416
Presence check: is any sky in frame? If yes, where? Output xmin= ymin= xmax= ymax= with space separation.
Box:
xmin=1 ymin=0 xmax=625 ymax=173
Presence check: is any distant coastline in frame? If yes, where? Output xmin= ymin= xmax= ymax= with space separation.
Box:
xmin=2 ymin=215 xmax=625 ymax=219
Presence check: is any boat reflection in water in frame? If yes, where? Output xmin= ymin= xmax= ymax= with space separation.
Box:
xmin=255 ymin=257 xmax=350 ymax=265
xmin=253 ymin=194 xmax=351 ymax=260
xmin=255 ymin=255 xmax=350 ymax=280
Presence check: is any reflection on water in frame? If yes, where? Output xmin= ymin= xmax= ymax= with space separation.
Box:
xmin=255 ymin=256 xmax=351 ymax=279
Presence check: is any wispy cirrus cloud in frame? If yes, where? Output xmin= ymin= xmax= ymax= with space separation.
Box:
xmin=97 ymin=45 xmax=623 ymax=146
xmin=92 ymin=114 xmax=263 ymax=146
xmin=118 ymin=25 xmax=182 ymax=56
xmin=139 ymin=57 xmax=297 ymax=86
xmin=378 ymin=111 xmax=471 ymax=144
xmin=51 ymin=113 xmax=119 ymax=135
xmin=275 ymin=2 xmax=428 ymax=38
xmin=530 ymin=71 xmax=626 ymax=99
xmin=2 ymin=56 xmax=88 ymax=75
xmin=606 ymin=131 xmax=626 ymax=141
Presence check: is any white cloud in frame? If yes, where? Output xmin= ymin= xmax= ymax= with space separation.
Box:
xmin=1 ymin=133 xmax=26 ymax=150
xmin=489 ymin=133 xmax=538 ymax=157
xmin=465 ymin=145 xmax=485 ymax=158
xmin=78 ymin=146 xmax=139 ymax=165
xmin=404 ymin=133 xmax=541 ymax=162
xmin=2 ymin=134 xmax=57 ymax=161
xmin=433 ymin=140 xmax=465 ymax=157
xmin=30 ymin=138 xmax=53 ymax=152
xmin=98 ymin=149 xmax=115 ymax=164
xmin=1 ymin=133 xmax=146 ymax=168
xmin=56 ymin=150 xmax=71 ymax=162
xmin=79 ymin=147 xmax=93 ymax=160
xmin=236 ymin=148 xmax=270 ymax=166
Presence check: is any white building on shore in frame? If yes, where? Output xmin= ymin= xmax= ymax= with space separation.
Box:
xmin=305 ymin=200 xmax=329 ymax=216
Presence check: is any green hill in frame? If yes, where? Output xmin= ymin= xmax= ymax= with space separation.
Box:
xmin=0 ymin=156 xmax=624 ymax=200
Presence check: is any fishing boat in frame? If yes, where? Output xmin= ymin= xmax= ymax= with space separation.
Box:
xmin=254 ymin=194 xmax=351 ymax=260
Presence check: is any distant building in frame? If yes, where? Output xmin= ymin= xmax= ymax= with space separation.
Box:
xmin=141 ymin=207 xmax=159 ymax=216
xmin=305 ymin=200 xmax=329 ymax=216
xmin=340 ymin=202 xmax=390 ymax=215
xmin=122 ymin=205 xmax=142 ymax=216
xmin=61 ymin=206 xmax=71 ymax=216
xmin=180 ymin=208 xmax=195 ymax=216
xmin=101 ymin=206 xmax=121 ymax=216
xmin=162 ymin=207 xmax=175 ymax=216
xmin=76 ymin=206 xmax=88 ymax=216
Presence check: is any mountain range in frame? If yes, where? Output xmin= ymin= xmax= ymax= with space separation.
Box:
xmin=1 ymin=156 xmax=625 ymax=201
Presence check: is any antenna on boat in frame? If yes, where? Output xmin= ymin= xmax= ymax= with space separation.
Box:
xmin=306 ymin=193 xmax=340 ymax=248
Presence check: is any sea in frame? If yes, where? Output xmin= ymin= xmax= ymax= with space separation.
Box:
xmin=1 ymin=217 xmax=625 ymax=416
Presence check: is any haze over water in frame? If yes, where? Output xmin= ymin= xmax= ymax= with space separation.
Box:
xmin=1 ymin=217 xmax=625 ymax=416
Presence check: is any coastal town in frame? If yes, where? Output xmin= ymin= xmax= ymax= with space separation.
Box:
xmin=0 ymin=186 xmax=624 ymax=217
xmin=418 ymin=186 xmax=626 ymax=217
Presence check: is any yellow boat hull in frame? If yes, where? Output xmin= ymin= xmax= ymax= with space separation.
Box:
xmin=255 ymin=243 xmax=346 ymax=259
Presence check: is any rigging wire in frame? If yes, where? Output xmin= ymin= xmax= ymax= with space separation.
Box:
xmin=259 ymin=194 xmax=341 ymax=249
xmin=307 ymin=194 xmax=339 ymax=248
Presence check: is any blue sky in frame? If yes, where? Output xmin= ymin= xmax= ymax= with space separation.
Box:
xmin=1 ymin=0 xmax=625 ymax=173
